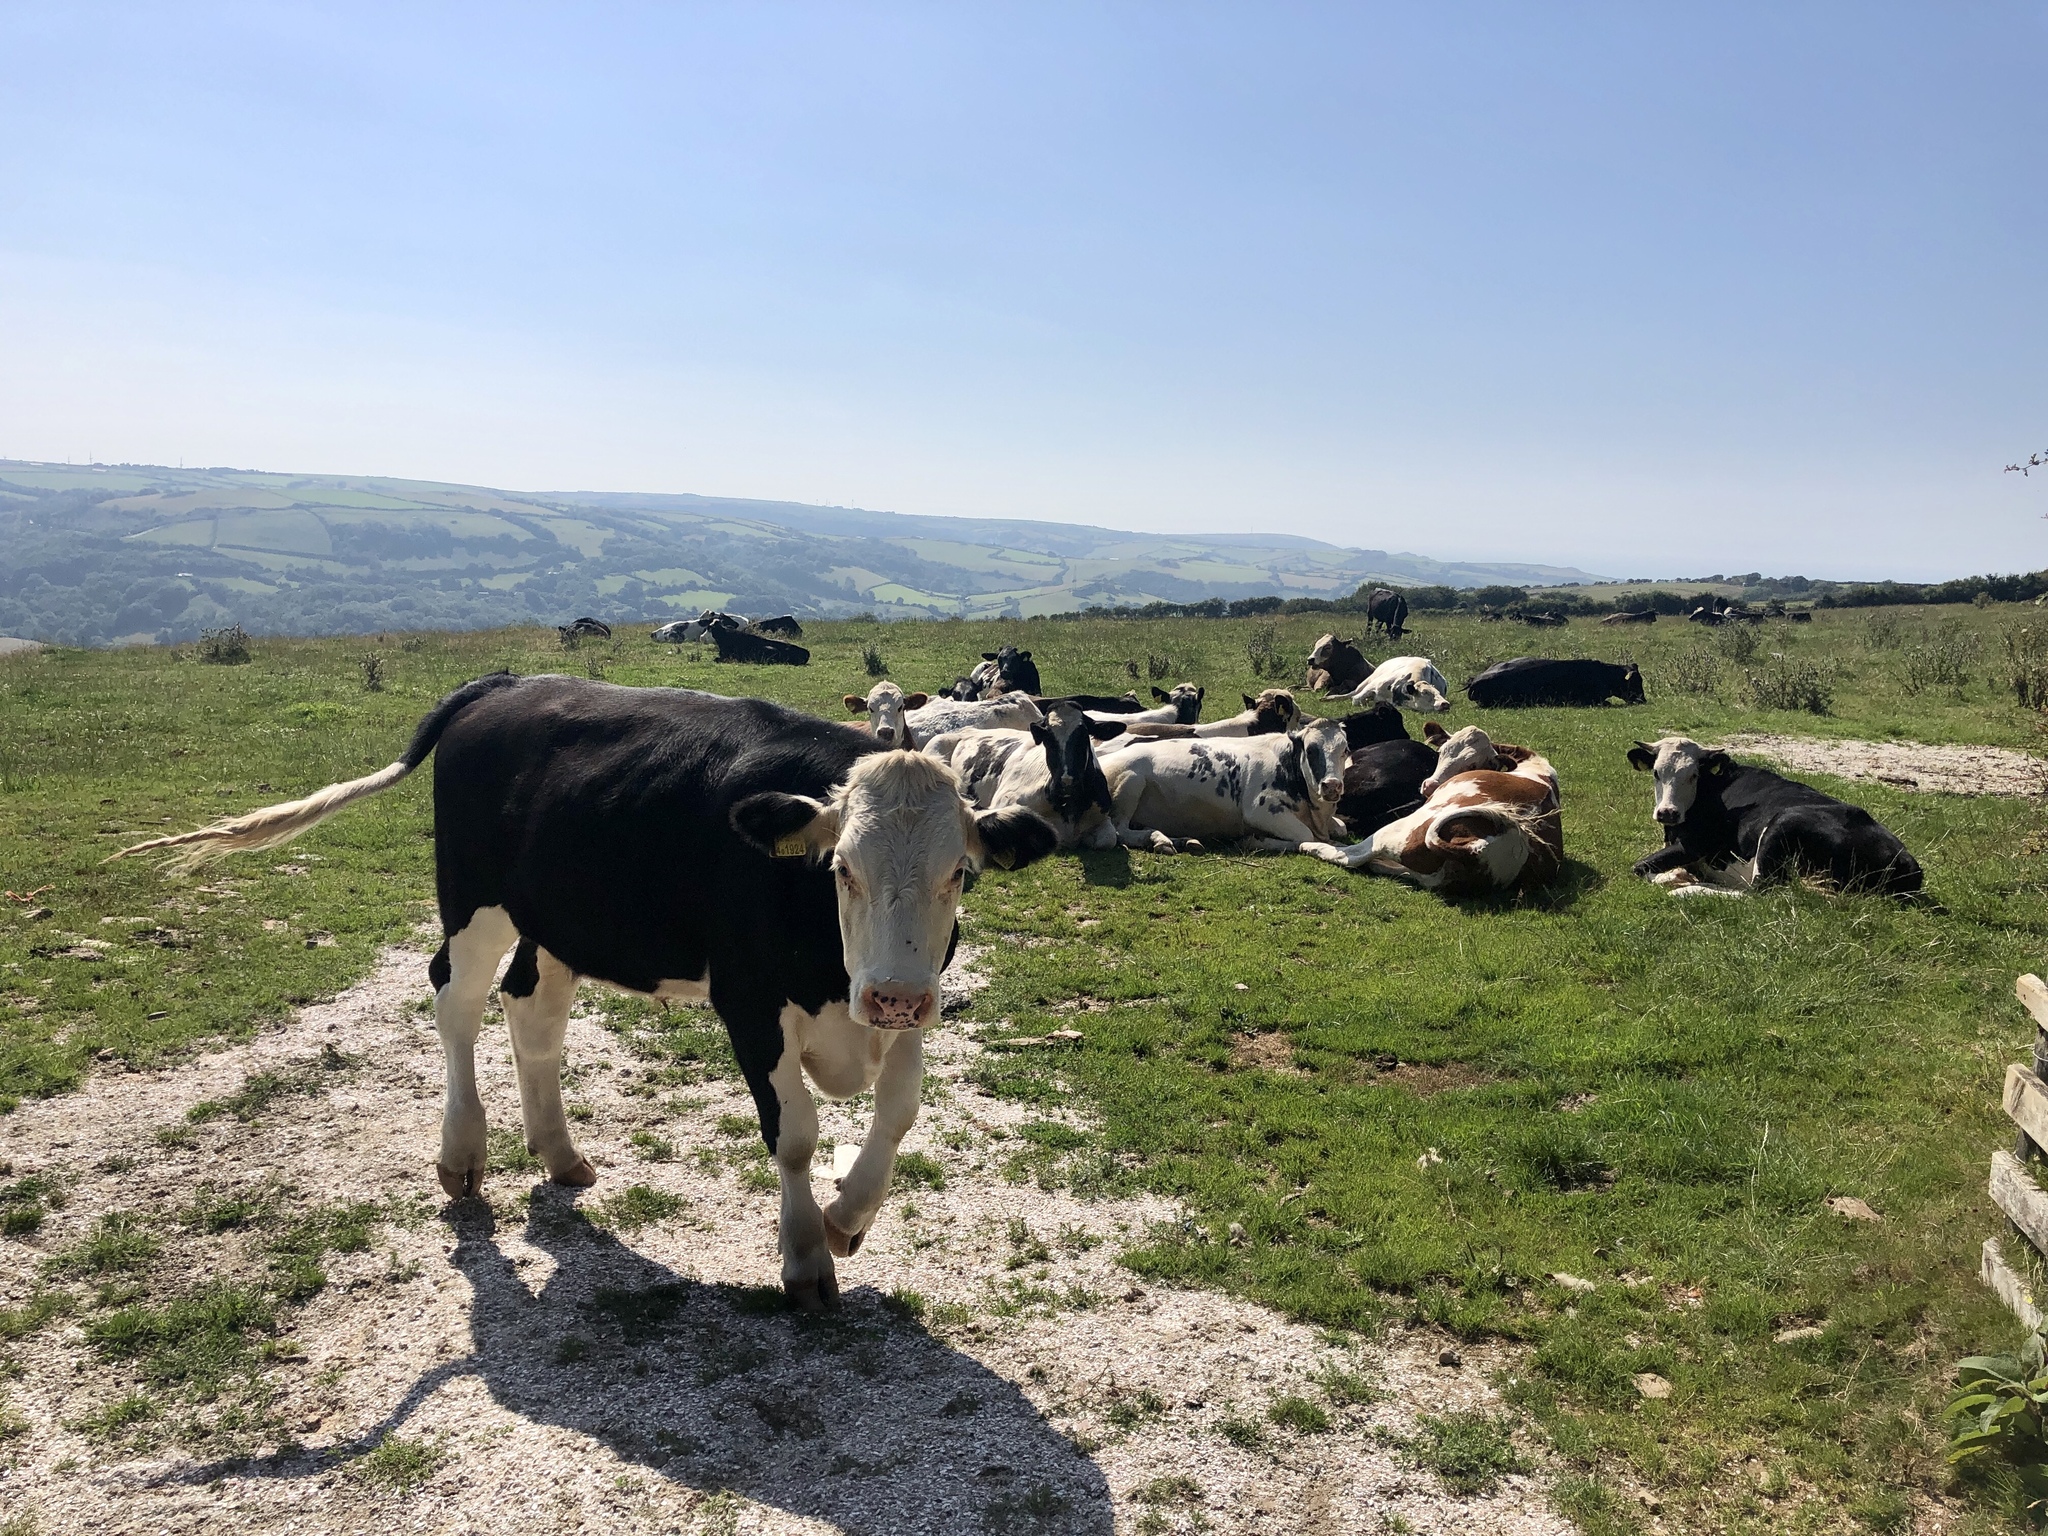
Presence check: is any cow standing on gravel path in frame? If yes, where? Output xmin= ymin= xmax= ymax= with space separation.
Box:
xmin=117 ymin=674 xmax=1057 ymax=1310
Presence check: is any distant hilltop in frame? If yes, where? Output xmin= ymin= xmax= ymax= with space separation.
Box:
xmin=0 ymin=461 xmax=1604 ymax=647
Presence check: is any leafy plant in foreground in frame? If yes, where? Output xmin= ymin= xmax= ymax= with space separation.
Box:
xmin=1946 ymin=1323 xmax=2048 ymax=1513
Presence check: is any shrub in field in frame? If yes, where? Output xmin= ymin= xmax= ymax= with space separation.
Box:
xmin=1901 ymin=621 xmax=1980 ymax=698
xmin=1946 ymin=1322 xmax=2048 ymax=1515
xmin=1716 ymin=622 xmax=1759 ymax=663
xmin=1245 ymin=623 xmax=1286 ymax=678
xmin=861 ymin=642 xmax=888 ymax=677
xmin=2003 ymin=628 xmax=2048 ymax=709
xmin=1146 ymin=652 xmax=1171 ymax=681
xmin=1666 ymin=645 xmax=1723 ymax=697
xmin=358 ymin=653 xmax=385 ymax=692
xmin=1865 ymin=611 xmax=1905 ymax=650
xmin=1741 ymin=656 xmax=1835 ymax=713
xmin=196 ymin=625 xmax=251 ymax=665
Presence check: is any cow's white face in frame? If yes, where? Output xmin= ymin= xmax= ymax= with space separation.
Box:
xmin=1309 ymin=633 xmax=1340 ymax=668
xmin=735 ymin=753 xmax=1054 ymax=1030
xmin=1420 ymin=725 xmax=1501 ymax=795
xmin=1293 ymin=714 xmax=1350 ymax=806
xmin=1627 ymin=736 xmax=1726 ymax=825
xmin=844 ymin=681 xmax=928 ymax=747
xmin=1355 ymin=658 xmax=1451 ymax=713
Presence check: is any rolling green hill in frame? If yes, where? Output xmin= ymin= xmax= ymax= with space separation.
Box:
xmin=0 ymin=461 xmax=1600 ymax=646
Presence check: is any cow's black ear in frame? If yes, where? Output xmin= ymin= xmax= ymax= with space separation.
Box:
xmin=982 ymin=652 xmax=999 ymax=661
xmin=1703 ymin=751 xmax=1733 ymax=777
xmin=973 ymin=806 xmax=1058 ymax=871
xmin=1626 ymin=743 xmax=1656 ymax=771
xmin=1243 ymin=693 xmax=1258 ymax=709
xmin=1086 ymin=717 xmax=1127 ymax=741
xmin=731 ymin=792 xmax=838 ymax=860
xmin=1030 ymin=721 xmax=1052 ymax=746
xmin=1018 ymin=651 xmax=1031 ymax=660
xmin=1151 ymin=686 xmax=1169 ymax=702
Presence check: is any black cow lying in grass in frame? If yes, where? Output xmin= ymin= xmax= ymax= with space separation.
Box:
xmin=117 ymin=675 xmax=1057 ymax=1309
xmin=1626 ymin=737 xmax=1923 ymax=897
xmin=1467 ymin=656 xmax=1644 ymax=707
xmin=712 ymin=627 xmax=810 ymax=666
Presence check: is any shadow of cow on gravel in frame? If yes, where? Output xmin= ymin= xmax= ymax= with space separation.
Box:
xmin=179 ymin=1191 xmax=1112 ymax=1535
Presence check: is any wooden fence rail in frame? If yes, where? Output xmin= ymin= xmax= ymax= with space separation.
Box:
xmin=1983 ymin=974 xmax=2048 ymax=1328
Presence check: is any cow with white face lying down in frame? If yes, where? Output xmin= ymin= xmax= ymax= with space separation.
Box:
xmin=1302 ymin=725 xmax=1562 ymax=893
xmin=1346 ymin=657 xmax=1453 ymax=714
xmin=1626 ymin=737 xmax=1923 ymax=897
xmin=115 ymin=675 xmax=1056 ymax=1311
xmin=904 ymin=690 xmax=1044 ymax=748
xmin=1084 ymin=683 xmax=1205 ymax=731
xmin=844 ymin=680 xmax=929 ymax=748
xmin=1306 ymin=634 xmax=1371 ymax=695
xmin=1114 ymin=687 xmax=1299 ymax=743
xmin=1101 ymin=714 xmax=1351 ymax=854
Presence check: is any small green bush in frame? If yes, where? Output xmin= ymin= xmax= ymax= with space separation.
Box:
xmin=1665 ymin=645 xmax=1722 ymax=698
xmin=1408 ymin=1411 xmax=1527 ymax=1496
xmin=196 ymin=625 xmax=251 ymax=664
xmin=1741 ymin=656 xmax=1835 ymax=714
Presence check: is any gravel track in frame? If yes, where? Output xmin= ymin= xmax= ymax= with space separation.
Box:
xmin=0 ymin=946 xmax=1566 ymax=1535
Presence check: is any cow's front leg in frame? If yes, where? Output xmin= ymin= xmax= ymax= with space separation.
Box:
xmin=433 ymin=907 xmax=518 ymax=1199
xmin=1631 ymin=841 xmax=1694 ymax=880
xmin=1244 ymin=802 xmax=1323 ymax=855
xmin=822 ymin=1029 xmax=922 ymax=1257
xmin=767 ymin=1007 xmax=834 ymax=1310
xmin=502 ymin=941 xmax=596 ymax=1187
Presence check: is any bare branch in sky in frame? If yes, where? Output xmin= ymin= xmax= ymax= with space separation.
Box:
xmin=2008 ymin=452 xmax=2048 ymax=476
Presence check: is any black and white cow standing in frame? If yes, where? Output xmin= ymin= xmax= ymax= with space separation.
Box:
xmin=1626 ymin=737 xmax=1923 ymax=897
xmin=117 ymin=674 xmax=1057 ymax=1310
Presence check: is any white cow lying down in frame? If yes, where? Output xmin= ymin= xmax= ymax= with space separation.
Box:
xmin=1347 ymin=658 xmax=1452 ymax=713
xmin=1102 ymin=713 xmax=1350 ymax=854
xmin=903 ymin=690 xmax=1043 ymax=748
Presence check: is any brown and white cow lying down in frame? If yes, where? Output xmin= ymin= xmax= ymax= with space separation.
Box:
xmin=1306 ymin=634 xmax=1371 ymax=695
xmin=1111 ymin=687 xmax=1300 ymax=744
xmin=1100 ymin=713 xmax=1350 ymax=854
xmin=844 ymin=680 xmax=929 ymax=747
xmin=1302 ymin=725 xmax=1561 ymax=893
xmin=117 ymin=676 xmax=1057 ymax=1311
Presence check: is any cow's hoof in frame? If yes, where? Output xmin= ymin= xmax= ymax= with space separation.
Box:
xmin=823 ymin=1212 xmax=866 ymax=1258
xmin=436 ymin=1163 xmax=483 ymax=1200
xmin=1181 ymin=839 xmax=1204 ymax=854
xmin=550 ymin=1157 xmax=598 ymax=1188
xmin=785 ymin=1268 xmax=841 ymax=1313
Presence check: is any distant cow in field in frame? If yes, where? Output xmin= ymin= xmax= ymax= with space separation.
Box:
xmin=116 ymin=674 xmax=1058 ymax=1310
xmin=1306 ymin=634 xmax=1371 ymax=695
xmin=844 ymin=681 xmax=929 ymax=747
xmin=558 ymin=617 xmax=612 ymax=644
xmin=1465 ymin=657 xmax=1644 ymax=707
xmin=711 ymin=627 xmax=810 ymax=666
xmin=1626 ymin=737 xmax=1923 ymax=897
xmin=1600 ymin=610 xmax=1658 ymax=626
xmin=965 ymin=645 xmax=1040 ymax=699
xmin=1364 ymin=588 xmax=1409 ymax=638
xmin=1346 ymin=657 xmax=1453 ymax=713
xmin=753 ymin=615 xmax=804 ymax=638
xmin=1305 ymin=725 xmax=1562 ymax=894
xmin=1518 ymin=611 xmax=1567 ymax=628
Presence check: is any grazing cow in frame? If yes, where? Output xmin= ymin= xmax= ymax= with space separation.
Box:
xmin=1303 ymin=725 xmax=1562 ymax=893
xmin=843 ymin=681 xmax=929 ymax=747
xmin=1686 ymin=595 xmax=1732 ymax=626
xmin=711 ymin=627 xmax=810 ymax=666
xmin=1465 ymin=656 xmax=1644 ymax=707
xmin=1101 ymin=714 xmax=1350 ymax=854
xmin=753 ymin=614 xmax=804 ymax=638
xmin=116 ymin=675 xmax=1057 ymax=1309
xmin=1306 ymin=634 xmax=1372 ymax=695
xmin=1364 ymin=588 xmax=1409 ymax=638
xmin=1600 ymin=610 xmax=1658 ymax=626
xmin=1626 ymin=737 xmax=1923 ymax=897
xmin=1346 ymin=657 xmax=1453 ymax=713
xmin=558 ymin=617 xmax=612 ymax=643
xmin=904 ymin=690 xmax=1045 ymax=747
xmin=969 ymin=645 xmax=1041 ymax=699
xmin=985 ymin=702 xmax=1128 ymax=850
xmin=1116 ymin=688 xmax=1299 ymax=742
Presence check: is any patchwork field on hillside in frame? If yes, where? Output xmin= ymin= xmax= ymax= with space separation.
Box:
xmin=4 ymin=605 xmax=2048 ymax=1532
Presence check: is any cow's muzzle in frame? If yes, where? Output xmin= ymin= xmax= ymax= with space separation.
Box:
xmin=858 ymin=983 xmax=935 ymax=1030
xmin=874 ymin=726 xmax=897 ymax=745
xmin=1654 ymin=807 xmax=1684 ymax=825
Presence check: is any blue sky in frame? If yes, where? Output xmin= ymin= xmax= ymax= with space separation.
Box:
xmin=2 ymin=4 xmax=2043 ymax=579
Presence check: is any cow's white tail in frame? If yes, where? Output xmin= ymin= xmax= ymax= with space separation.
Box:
xmin=111 ymin=760 xmax=417 ymax=873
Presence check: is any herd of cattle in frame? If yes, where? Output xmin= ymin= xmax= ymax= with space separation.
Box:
xmin=112 ymin=624 xmax=1921 ymax=1308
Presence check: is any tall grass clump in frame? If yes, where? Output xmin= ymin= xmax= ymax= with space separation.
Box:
xmin=1245 ymin=623 xmax=1286 ymax=678
xmin=861 ymin=642 xmax=888 ymax=677
xmin=1740 ymin=655 xmax=1835 ymax=714
xmin=2002 ymin=627 xmax=2048 ymax=710
xmin=1666 ymin=645 xmax=1723 ymax=698
xmin=1715 ymin=622 xmax=1760 ymax=663
xmin=1901 ymin=621 xmax=1981 ymax=699
xmin=195 ymin=625 xmax=251 ymax=665
xmin=1865 ymin=611 xmax=1905 ymax=651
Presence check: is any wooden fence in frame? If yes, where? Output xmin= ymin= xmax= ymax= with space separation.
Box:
xmin=1982 ymin=973 xmax=2048 ymax=1328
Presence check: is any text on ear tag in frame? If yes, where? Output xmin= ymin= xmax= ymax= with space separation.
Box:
xmin=773 ymin=833 xmax=809 ymax=860
xmin=993 ymin=848 xmax=1015 ymax=869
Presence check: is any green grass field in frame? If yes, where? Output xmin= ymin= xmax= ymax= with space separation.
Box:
xmin=6 ymin=604 xmax=2048 ymax=1530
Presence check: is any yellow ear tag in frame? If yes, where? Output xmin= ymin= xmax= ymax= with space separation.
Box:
xmin=993 ymin=848 xmax=1015 ymax=870
xmin=773 ymin=833 xmax=809 ymax=860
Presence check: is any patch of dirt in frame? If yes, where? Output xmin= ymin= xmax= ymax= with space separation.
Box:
xmin=1716 ymin=733 xmax=2048 ymax=798
xmin=0 ymin=947 xmax=1566 ymax=1535
xmin=1228 ymin=1031 xmax=1304 ymax=1075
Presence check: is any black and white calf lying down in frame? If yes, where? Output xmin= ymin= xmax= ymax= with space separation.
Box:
xmin=1627 ymin=737 xmax=1922 ymax=897
xmin=118 ymin=675 xmax=1057 ymax=1310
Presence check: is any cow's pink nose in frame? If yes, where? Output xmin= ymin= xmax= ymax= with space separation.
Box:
xmin=1320 ymin=777 xmax=1344 ymax=800
xmin=860 ymin=984 xmax=934 ymax=1029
